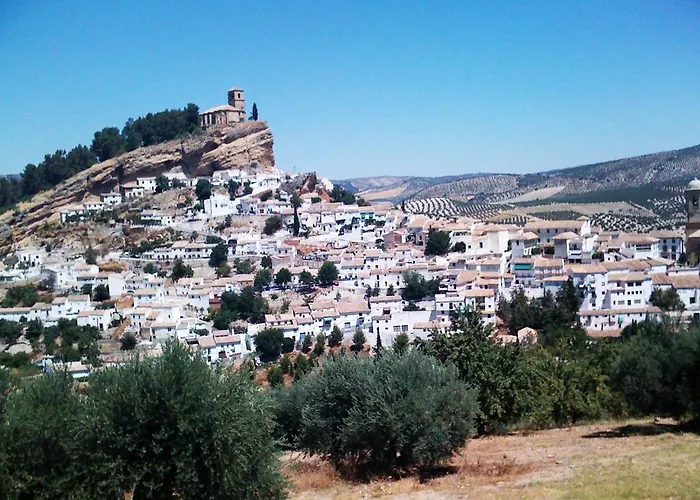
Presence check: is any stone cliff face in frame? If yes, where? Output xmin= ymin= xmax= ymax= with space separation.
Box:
xmin=1 ymin=121 xmax=274 ymax=243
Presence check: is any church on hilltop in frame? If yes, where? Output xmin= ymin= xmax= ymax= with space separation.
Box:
xmin=199 ymin=87 xmax=246 ymax=129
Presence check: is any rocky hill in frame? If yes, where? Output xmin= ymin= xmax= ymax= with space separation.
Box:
xmin=336 ymin=142 xmax=700 ymax=203
xmin=1 ymin=122 xmax=274 ymax=244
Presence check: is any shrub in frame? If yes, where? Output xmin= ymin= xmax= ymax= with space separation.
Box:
xmin=275 ymin=351 xmax=477 ymax=476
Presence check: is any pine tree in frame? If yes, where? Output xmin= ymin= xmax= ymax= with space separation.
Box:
xmin=250 ymin=103 xmax=259 ymax=121
xmin=374 ymin=332 xmax=383 ymax=353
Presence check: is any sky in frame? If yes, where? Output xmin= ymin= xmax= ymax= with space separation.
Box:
xmin=1 ymin=1 xmax=699 ymax=180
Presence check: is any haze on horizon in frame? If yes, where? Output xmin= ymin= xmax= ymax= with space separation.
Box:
xmin=0 ymin=0 xmax=699 ymax=180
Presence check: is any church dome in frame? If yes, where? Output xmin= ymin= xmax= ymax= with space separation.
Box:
xmin=688 ymin=179 xmax=700 ymax=190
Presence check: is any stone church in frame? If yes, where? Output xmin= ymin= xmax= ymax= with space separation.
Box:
xmin=685 ymin=178 xmax=700 ymax=255
xmin=199 ymin=87 xmax=246 ymax=129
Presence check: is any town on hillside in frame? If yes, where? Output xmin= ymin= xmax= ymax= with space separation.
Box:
xmin=0 ymin=86 xmax=698 ymax=379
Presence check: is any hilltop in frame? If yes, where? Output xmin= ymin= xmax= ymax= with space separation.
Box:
xmin=0 ymin=122 xmax=274 ymax=245
xmin=334 ymin=142 xmax=700 ymax=204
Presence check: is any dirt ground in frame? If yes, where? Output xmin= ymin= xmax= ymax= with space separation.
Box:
xmin=284 ymin=419 xmax=700 ymax=499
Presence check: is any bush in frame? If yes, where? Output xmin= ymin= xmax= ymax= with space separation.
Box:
xmin=274 ymin=351 xmax=477 ymax=476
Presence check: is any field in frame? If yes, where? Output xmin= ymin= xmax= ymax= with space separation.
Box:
xmin=285 ymin=419 xmax=700 ymax=499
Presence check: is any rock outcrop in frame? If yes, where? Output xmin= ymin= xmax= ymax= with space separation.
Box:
xmin=1 ymin=122 xmax=274 ymax=244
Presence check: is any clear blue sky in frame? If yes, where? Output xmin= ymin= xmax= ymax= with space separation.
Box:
xmin=1 ymin=1 xmax=699 ymax=179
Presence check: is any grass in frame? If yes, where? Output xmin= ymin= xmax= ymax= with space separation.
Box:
xmin=285 ymin=419 xmax=700 ymax=499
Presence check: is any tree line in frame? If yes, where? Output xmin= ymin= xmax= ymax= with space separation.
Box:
xmin=1 ymin=103 xmax=200 ymax=213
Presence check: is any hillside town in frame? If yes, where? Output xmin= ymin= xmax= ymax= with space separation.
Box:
xmin=2 ymin=120 xmax=700 ymax=378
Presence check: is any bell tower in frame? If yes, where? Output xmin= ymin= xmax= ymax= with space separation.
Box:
xmin=685 ymin=179 xmax=700 ymax=254
xmin=227 ymin=87 xmax=245 ymax=112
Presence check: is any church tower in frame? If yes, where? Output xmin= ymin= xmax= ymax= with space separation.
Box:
xmin=227 ymin=87 xmax=246 ymax=112
xmin=685 ymin=179 xmax=700 ymax=255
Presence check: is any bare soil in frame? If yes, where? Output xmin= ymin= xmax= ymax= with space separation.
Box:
xmin=284 ymin=419 xmax=700 ymax=499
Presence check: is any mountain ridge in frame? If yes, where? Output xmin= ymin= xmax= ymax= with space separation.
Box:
xmin=333 ymin=142 xmax=700 ymax=203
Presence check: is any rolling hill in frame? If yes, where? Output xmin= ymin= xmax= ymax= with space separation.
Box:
xmin=333 ymin=143 xmax=700 ymax=204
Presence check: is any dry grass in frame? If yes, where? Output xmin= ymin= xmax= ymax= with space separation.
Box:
xmin=285 ymin=419 xmax=700 ymax=499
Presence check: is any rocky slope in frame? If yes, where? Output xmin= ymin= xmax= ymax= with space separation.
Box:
xmin=1 ymin=122 xmax=274 ymax=244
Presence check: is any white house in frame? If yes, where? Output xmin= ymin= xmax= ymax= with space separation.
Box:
xmin=77 ymin=309 xmax=112 ymax=331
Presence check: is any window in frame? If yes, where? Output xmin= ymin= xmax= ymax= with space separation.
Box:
xmin=691 ymin=297 xmax=696 ymax=305
xmin=401 ymin=325 xmax=408 ymax=332
xmin=393 ymin=325 xmax=401 ymax=333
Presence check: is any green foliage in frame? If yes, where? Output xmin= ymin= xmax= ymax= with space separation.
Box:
xmin=351 ymin=329 xmax=366 ymax=353
xmin=328 ymin=326 xmax=343 ymax=348
xmin=143 ymin=262 xmax=158 ymax=275
xmin=234 ymin=258 xmax=253 ymax=274
xmin=216 ymin=263 xmax=232 ymax=277
xmin=0 ymin=285 xmax=40 ymax=307
xmin=392 ymin=333 xmax=410 ymax=355
xmin=267 ymin=365 xmax=285 ymax=386
xmin=120 ymin=333 xmax=137 ymax=351
xmin=275 ymin=268 xmax=292 ymax=288
xmin=250 ymin=102 xmax=259 ymax=121
xmin=85 ymin=342 xmax=286 ymax=498
xmin=260 ymin=255 xmax=273 ymax=269
xmin=650 ymin=287 xmax=686 ymax=312
xmin=330 ymin=185 xmax=356 ymax=205
xmin=263 ymin=216 xmax=284 ymax=236
xmin=255 ymin=328 xmax=285 ymax=363
xmin=254 ymin=269 xmax=272 ymax=292
xmin=273 ymin=351 xmax=477 ymax=475
xmin=208 ymin=242 xmax=228 ymax=268
xmin=212 ymin=287 xmax=269 ymax=328
xmin=615 ymin=319 xmax=700 ymax=419
xmin=84 ymin=246 xmax=98 ymax=265
xmin=91 ymin=126 xmax=126 ymax=162
xmin=0 ymin=320 xmax=24 ymax=345
xmin=386 ymin=284 xmax=395 ymax=296
xmin=317 ymin=261 xmax=339 ymax=287
xmin=498 ymin=280 xmax=581 ymax=336
xmin=418 ymin=309 xmax=622 ymax=433
xmin=425 ymin=230 xmax=451 ymax=256
xmin=301 ymin=335 xmax=313 ymax=354
xmin=299 ymin=270 xmax=315 ymax=288
xmin=226 ymin=180 xmax=240 ymax=200
xmin=195 ymin=179 xmax=212 ymax=201
xmin=170 ymin=257 xmax=194 ymax=282
xmin=92 ymin=284 xmax=110 ymax=302
xmin=452 ymin=241 xmax=466 ymax=253
xmin=313 ymin=333 xmax=326 ymax=356
xmin=401 ymin=271 xmax=440 ymax=301
xmin=155 ymin=175 xmax=170 ymax=193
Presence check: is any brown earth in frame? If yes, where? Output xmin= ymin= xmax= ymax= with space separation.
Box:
xmin=284 ymin=419 xmax=700 ymax=499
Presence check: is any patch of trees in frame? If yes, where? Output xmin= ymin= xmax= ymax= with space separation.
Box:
xmin=401 ymin=271 xmax=440 ymax=301
xmin=0 ymin=104 xmax=200 ymax=213
xmin=211 ymin=287 xmax=269 ymax=329
xmin=497 ymin=280 xmax=581 ymax=338
xmin=317 ymin=261 xmax=339 ymax=287
xmin=0 ymin=342 xmax=286 ymax=499
xmin=425 ymin=230 xmax=451 ymax=256
xmin=650 ymin=287 xmax=685 ymax=312
xmin=263 ymin=216 xmax=284 ymax=235
xmin=0 ymin=285 xmax=43 ymax=307
xmin=330 ymin=185 xmax=357 ymax=205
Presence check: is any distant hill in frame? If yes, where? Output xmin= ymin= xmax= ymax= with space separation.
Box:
xmin=334 ymin=143 xmax=700 ymax=204
xmin=331 ymin=173 xmax=487 ymax=202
